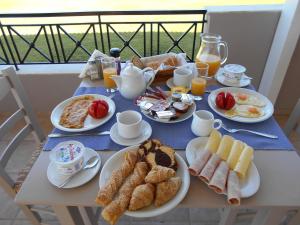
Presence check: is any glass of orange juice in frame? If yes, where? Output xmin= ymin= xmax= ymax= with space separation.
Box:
xmin=101 ymin=57 xmax=117 ymax=93
xmin=191 ymin=77 xmax=206 ymax=97
xmin=195 ymin=62 xmax=209 ymax=79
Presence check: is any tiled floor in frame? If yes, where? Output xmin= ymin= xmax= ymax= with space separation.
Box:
xmin=0 ymin=114 xmax=299 ymax=225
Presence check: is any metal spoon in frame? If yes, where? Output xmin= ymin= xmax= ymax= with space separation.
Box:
xmin=57 ymin=155 xmax=100 ymax=188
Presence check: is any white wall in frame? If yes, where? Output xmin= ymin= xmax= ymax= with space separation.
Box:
xmin=207 ymin=6 xmax=281 ymax=88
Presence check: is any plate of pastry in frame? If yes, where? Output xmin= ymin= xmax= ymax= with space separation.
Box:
xmin=136 ymin=87 xmax=196 ymax=123
xmin=186 ymin=129 xmax=260 ymax=205
xmin=208 ymin=87 xmax=273 ymax=123
xmin=51 ymin=94 xmax=116 ymax=132
xmin=96 ymin=139 xmax=190 ymax=224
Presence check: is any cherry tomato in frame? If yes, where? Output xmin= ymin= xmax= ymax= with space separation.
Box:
xmin=225 ymin=93 xmax=235 ymax=110
xmin=88 ymin=100 xmax=109 ymax=119
xmin=215 ymin=92 xmax=235 ymax=110
xmin=216 ymin=92 xmax=225 ymax=109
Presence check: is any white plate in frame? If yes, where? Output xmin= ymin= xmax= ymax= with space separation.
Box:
xmin=47 ymin=147 xmax=101 ymax=189
xmin=166 ymin=77 xmax=191 ymax=90
xmin=208 ymin=87 xmax=274 ymax=123
xmin=141 ymin=102 xmax=196 ymax=124
xmin=185 ymin=137 xmax=260 ymax=198
xmin=215 ymin=68 xmax=251 ymax=88
xmin=110 ymin=121 xmax=152 ymax=146
xmin=99 ymin=145 xmax=190 ymax=217
xmin=51 ymin=94 xmax=116 ymax=132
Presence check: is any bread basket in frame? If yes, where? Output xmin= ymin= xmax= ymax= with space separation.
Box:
xmin=131 ymin=53 xmax=187 ymax=85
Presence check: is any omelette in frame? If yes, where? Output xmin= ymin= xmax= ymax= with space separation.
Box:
xmin=59 ymin=95 xmax=95 ymax=128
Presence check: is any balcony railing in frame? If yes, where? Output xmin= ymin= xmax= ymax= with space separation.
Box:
xmin=0 ymin=10 xmax=207 ymax=70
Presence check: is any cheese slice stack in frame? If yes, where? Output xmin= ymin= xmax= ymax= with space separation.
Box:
xmin=204 ymin=129 xmax=222 ymax=153
xmin=227 ymin=140 xmax=245 ymax=170
xmin=234 ymin=145 xmax=254 ymax=178
xmin=216 ymin=135 xmax=234 ymax=161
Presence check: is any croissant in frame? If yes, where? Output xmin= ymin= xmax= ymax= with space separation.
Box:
xmin=128 ymin=183 xmax=155 ymax=211
xmin=101 ymin=162 xmax=149 ymax=225
xmin=145 ymin=165 xmax=176 ymax=183
xmin=96 ymin=151 xmax=137 ymax=206
xmin=154 ymin=177 xmax=182 ymax=207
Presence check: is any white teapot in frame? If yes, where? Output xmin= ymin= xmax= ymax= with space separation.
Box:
xmin=111 ymin=63 xmax=155 ymax=99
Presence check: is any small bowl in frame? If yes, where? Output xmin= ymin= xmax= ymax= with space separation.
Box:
xmin=50 ymin=141 xmax=85 ymax=175
xmin=223 ymin=64 xmax=246 ymax=83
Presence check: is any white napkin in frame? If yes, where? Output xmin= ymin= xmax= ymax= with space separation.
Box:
xmin=78 ymin=49 xmax=109 ymax=79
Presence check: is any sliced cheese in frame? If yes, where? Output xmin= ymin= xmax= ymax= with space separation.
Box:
xmin=226 ymin=140 xmax=245 ymax=170
xmin=216 ymin=135 xmax=234 ymax=161
xmin=234 ymin=145 xmax=254 ymax=179
xmin=204 ymin=129 xmax=222 ymax=153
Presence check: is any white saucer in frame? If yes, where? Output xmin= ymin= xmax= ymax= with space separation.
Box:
xmin=166 ymin=77 xmax=191 ymax=90
xmin=110 ymin=120 xmax=152 ymax=146
xmin=215 ymin=68 xmax=251 ymax=88
xmin=47 ymin=147 xmax=101 ymax=189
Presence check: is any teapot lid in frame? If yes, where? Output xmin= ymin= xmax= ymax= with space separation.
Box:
xmin=122 ymin=63 xmax=141 ymax=76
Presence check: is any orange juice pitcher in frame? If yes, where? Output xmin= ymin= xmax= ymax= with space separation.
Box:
xmin=196 ymin=33 xmax=228 ymax=77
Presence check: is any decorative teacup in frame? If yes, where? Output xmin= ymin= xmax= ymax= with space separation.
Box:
xmin=191 ymin=110 xmax=222 ymax=136
xmin=117 ymin=110 xmax=142 ymax=139
xmin=223 ymin=64 xmax=246 ymax=83
xmin=173 ymin=67 xmax=193 ymax=88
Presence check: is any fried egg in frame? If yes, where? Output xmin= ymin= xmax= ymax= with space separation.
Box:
xmin=234 ymin=93 xmax=266 ymax=107
xmin=235 ymin=105 xmax=264 ymax=118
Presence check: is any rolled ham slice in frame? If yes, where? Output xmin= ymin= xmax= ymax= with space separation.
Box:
xmin=208 ymin=161 xmax=229 ymax=194
xmin=227 ymin=171 xmax=241 ymax=205
xmin=188 ymin=149 xmax=212 ymax=176
xmin=198 ymin=154 xmax=221 ymax=183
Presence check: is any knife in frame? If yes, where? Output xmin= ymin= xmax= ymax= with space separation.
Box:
xmin=48 ymin=131 xmax=110 ymax=138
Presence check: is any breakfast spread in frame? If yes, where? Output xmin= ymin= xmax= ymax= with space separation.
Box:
xmin=215 ymin=91 xmax=266 ymax=119
xmin=59 ymin=95 xmax=95 ymax=128
xmin=188 ymin=129 xmax=254 ymax=205
xmin=96 ymin=139 xmax=181 ymax=224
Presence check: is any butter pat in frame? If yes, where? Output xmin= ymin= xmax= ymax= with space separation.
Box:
xmin=156 ymin=111 xmax=175 ymax=119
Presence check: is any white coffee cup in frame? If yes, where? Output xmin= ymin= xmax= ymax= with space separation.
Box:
xmin=191 ymin=110 xmax=222 ymax=137
xmin=173 ymin=67 xmax=193 ymax=88
xmin=116 ymin=110 xmax=142 ymax=139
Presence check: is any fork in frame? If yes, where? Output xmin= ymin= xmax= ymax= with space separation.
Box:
xmin=221 ymin=124 xmax=278 ymax=139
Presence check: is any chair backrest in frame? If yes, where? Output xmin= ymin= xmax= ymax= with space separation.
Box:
xmin=0 ymin=66 xmax=45 ymax=197
xmin=284 ymin=98 xmax=300 ymax=136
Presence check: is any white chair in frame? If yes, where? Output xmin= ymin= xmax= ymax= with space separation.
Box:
xmin=0 ymin=66 xmax=53 ymax=225
xmin=284 ymin=98 xmax=300 ymax=137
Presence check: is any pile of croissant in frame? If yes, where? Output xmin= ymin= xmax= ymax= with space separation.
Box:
xmin=95 ymin=142 xmax=182 ymax=225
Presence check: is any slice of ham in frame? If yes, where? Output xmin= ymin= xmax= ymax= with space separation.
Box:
xmin=188 ymin=149 xmax=212 ymax=176
xmin=198 ymin=154 xmax=221 ymax=183
xmin=208 ymin=161 xmax=229 ymax=194
xmin=227 ymin=171 xmax=241 ymax=205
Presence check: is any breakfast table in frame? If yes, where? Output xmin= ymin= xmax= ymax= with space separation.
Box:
xmin=15 ymin=77 xmax=300 ymax=225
